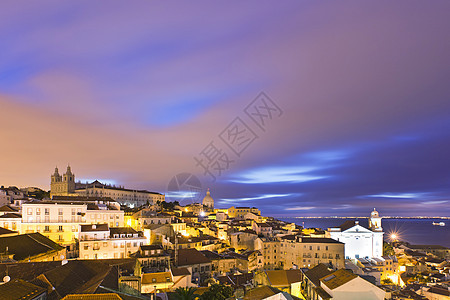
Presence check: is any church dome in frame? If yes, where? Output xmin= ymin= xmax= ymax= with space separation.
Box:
xmin=202 ymin=189 xmax=214 ymax=209
xmin=371 ymin=208 xmax=379 ymax=217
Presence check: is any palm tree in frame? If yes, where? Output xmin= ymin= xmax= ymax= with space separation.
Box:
xmin=174 ymin=287 xmax=198 ymax=300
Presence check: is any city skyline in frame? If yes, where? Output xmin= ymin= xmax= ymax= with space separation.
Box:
xmin=1 ymin=1 xmax=450 ymax=217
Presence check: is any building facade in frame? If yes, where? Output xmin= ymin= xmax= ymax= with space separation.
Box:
xmin=50 ymin=166 xmax=165 ymax=207
xmin=328 ymin=209 xmax=384 ymax=259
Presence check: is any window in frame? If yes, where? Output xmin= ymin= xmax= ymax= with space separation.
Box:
xmin=27 ymin=208 xmax=32 ymax=215
xmin=58 ymin=208 xmax=63 ymax=215
xmin=103 ymin=242 xmax=108 ymax=247
xmin=44 ymin=226 xmax=50 ymax=232
xmin=152 ymin=278 xmax=156 ymax=283
xmin=45 ymin=208 xmax=49 ymax=215
xmin=36 ymin=208 xmax=40 ymax=215
xmin=58 ymin=225 xmax=63 ymax=232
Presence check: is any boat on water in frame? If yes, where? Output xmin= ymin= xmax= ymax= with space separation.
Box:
xmin=432 ymin=222 xmax=445 ymax=226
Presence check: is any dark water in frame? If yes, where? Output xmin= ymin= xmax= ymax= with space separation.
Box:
xmin=280 ymin=218 xmax=450 ymax=248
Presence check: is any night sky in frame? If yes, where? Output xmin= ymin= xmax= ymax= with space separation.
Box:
xmin=1 ymin=1 xmax=449 ymax=217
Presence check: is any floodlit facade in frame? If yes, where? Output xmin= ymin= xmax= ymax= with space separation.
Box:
xmin=79 ymin=225 xmax=146 ymax=259
xmin=329 ymin=209 xmax=384 ymax=259
xmin=21 ymin=199 xmax=124 ymax=246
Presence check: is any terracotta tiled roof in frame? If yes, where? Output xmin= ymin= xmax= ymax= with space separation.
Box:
xmin=304 ymin=264 xmax=333 ymax=287
xmin=171 ymin=267 xmax=190 ymax=276
xmin=0 ymin=205 xmax=18 ymax=212
xmin=0 ymin=279 xmax=46 ymax=300
xmin=320 ymin=269 xmax=357 ymax=290
xmin=141 ymin=272 xmax=172 ymax=284
xmin=80 ymin=224 xmax=109 ymax=232
xmin=0 ymin=213 xmax=21 ymax=219
xmin=0 ymin=261 xmax=62 ymax=281
xmin=243 ymin=286 xmax=295 ymax=299
xmin=266 ymin=270 xmax=302 ymax=287
xmin=62 ymin=293 xmax=123 ymax=300
xmin=0 ymin=233 xmax=64 ymax=261
xmin=174 ymin=248 xmax=211 ymax=266
xmin=0 ymin=227 xmax=17 ymax=236
xmin=334 ymin=220 xmax=356 ymax=231
xmin=301 ymin=237 xmax=343 ymax=244
xmin=34 ymin=260 xmax=113 ymax=298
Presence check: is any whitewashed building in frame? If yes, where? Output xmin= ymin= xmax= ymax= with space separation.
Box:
xmin=328 ymin=209 xmax=384 ymax=259
xmin=79 ymin=224 xmax=146 ymax=259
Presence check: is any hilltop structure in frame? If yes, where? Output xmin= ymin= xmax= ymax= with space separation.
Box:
xmin=50 ymin=165 xmax=164 ymax=207
xmin=202 ymin=188 xmax=214 ymax=210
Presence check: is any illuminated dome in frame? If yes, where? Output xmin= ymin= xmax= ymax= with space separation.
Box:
xmin=371 ymin=208 xmax=379 ymax=217
xmin=202 ymin=188 xmax=214 ymax=209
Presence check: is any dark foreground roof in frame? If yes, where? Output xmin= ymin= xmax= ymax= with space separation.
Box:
xmin=0 ymin=233 xmax=64 ymax=261
xmin=304 ymin=263 xmax=333 ymax=286
xmin=0 ymin=279 xmax=46 ymax=300
xmin=173 ymin=248 xmax=211 ymax=266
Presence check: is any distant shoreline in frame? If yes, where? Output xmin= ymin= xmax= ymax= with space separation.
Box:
xmin=280 ymin=216 xmax=450 ymax=219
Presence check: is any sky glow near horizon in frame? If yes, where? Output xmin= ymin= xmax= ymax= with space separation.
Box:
xmin=0 ymin=1 xmax=450 ymax=217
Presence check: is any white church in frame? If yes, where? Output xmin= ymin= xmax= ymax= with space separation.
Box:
xmin=328 ymin=209 xmax=384 ymax=259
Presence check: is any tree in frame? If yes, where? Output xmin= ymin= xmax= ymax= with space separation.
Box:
xmin=174 ymin=287 xmax=198 ymax=300
xmin=200 ymin=284 xmax=233 ymax=300
xmin=382 ymin=278 xmax=393 ymax=285
xmin=383 ymin=241 xmax=394 ymax=256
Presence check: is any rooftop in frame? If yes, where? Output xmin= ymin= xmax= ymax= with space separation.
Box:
xmin=320 ymin=269 xmax=357 ymax=290
xmin=173 ymin=248 xmax=211 ymax=266
xmin=62 ymin=294 xmax=123 ymax=300
xmin=0 ymin=233 xmax=64 ymax=261
xmin=80 ymin=224 xmax=109 ymax=232
xmin=0 ymin=279 xmax=47 ymax=300
xmin=141 ymin=272 xmax=172 ymax=285
xmin=266 ymin=269 xmax=303 ymax=286
xmin=304 ymin=264 xmax=333 ymax=287
xmin=0 ymin=205 xmax=19 ymax=212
